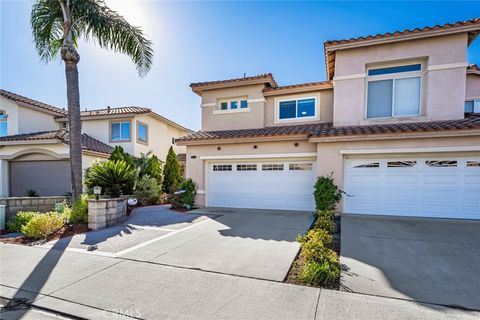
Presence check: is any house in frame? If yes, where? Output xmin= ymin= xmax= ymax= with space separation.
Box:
xmin=176 ymin=18 xmax=480 ymax=220
xmin=0 ymin=90 xmax=190 ymax=197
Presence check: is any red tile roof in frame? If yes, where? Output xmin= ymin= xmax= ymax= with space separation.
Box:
xmin=263 ymin=81 xmax=332 ymax=95
xmin=176 ymin=114 xmax=480 ymax=142
xmin=0 ymin=130 xmax=114 ymax=155
xmin=190 ymin=73 xmax=278 ymax=93
xmin=0 ymin=89 xmax=67 ymax=116
xmin=75 ymin=106 xmax=151 ymax=118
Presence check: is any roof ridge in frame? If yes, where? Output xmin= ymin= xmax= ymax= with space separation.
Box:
xmin=190 ymin=73 xmax=278 ymax=89
xmin=0 ymin=89 xmax=67 ymax=115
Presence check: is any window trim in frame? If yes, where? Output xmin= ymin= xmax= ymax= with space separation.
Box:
xmin=215 ymin=97 xmax=249 ymax=113
xmin=109 ymin=119 xmax=132 ymax=143
xmin=365 ymin=61 xmax=424 ymax=120
xmin=465 ymin=98 xmax=480 ymax=113
xmin=136 ymin=120 xmax=149 ymax=145
xmin=274 ymin=95 xmax=319 ymax=124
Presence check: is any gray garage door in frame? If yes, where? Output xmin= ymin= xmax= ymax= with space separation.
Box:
xmin=10 ymin=161 xmax=72 ymax=196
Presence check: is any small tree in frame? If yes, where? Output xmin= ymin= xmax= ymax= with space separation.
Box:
xmin=162 ymin=147 xmax=182 ymax=194
xmin=313 ymin=174 xmax=344 ymax=211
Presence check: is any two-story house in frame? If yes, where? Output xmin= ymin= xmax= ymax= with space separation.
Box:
xmin=177 ymin=18 xmax=480 ymax=220
xmin=0 ymin=90 xmax=190 ymax=197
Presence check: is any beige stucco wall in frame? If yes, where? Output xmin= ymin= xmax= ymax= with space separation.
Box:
xmin=200 ymin=84 xmax=266 ymax=131
xmin=264 ymin=89 xmax=334 ymax=126
xmin=0 ymin=97 xmax=59 ymax=135
xmin=185 ymin=139 xmax=316 ymax=206
xmin=333 ymin=33 xmax=468 ymax=126
xmin=466 ymin=74 xmax=480 ymax=100
xmin=81 ymin=118 xmax=135 ymax=155
xmin=134 ymin=113 xmax=187 ymax=161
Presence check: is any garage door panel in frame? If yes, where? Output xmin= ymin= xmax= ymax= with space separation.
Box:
xmin=208 ymin=161 xmax=315 ymax=211
xmin=345 ymin=157 xmax=479 ymax=219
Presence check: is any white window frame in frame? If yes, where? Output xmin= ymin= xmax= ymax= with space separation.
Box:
xmin=365 ymin=61 xmax=424 ymax=120
xmin=110 ymin=120 xmax=131 ymax=142
xmin=467 ymin=98 xmax=480 ymax=113
xmin=274 ymin=95 xmax=319 ymax=124
xmin=214 ymin=97 xmax=249 ymax=114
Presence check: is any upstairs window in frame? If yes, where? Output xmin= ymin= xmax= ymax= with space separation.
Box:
xmin=110 ymin=121 xmax=131 ymax=141
xmin=0 ymin=111 xmax=7 ymax=137
xmin=278 ymin=97 xmax=316 ymax=121
xmin=367 ymin=63 xmax=422 ymax=119
xmin=465 ymin=99 xmax=480 ymax=113
xmin=219 ymin=98 xmax=248 ymax=111
xmin=137 ymin=121 xmax=148 ymax=144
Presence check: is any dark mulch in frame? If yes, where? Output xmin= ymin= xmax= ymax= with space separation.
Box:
xmin=285 ymin=215 xmax=342 ymax=288
xmin=0 ymin=224 xmax=89 ymax=246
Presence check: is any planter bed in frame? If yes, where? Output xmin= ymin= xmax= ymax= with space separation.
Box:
xmin=0 ymin=224 xmax=89 ymax=246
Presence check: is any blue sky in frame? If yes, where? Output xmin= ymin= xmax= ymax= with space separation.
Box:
xmin=1 ymin=1 xmax=479 ymax=130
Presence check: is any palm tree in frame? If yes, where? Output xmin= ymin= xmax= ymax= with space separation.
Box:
xmin=30 ymin=0 xmax=153 ymax=199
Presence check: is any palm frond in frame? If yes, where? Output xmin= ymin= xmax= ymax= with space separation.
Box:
xmin=73 ymin=0 xmax=154 ymax=77
xmin=30 ymin=0 xmax=64 ymax=62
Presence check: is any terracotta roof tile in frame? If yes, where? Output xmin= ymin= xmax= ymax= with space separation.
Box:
xmin=0 ymin=89 xmax=67 ymax=116
xmin=176 ymin=115 xmax=480 ymax=142
xmin=0 ymin=130 xmax=114 ymax=155
xmin=190 ymin=73 xmax=278 ymax=91
xmin=74 ymin=106 xmax=151 ymax=118
xmin=324 ymin=17 xmax=480 ymax=47
xmin=263 ymin=81 xmax=332 ymax=93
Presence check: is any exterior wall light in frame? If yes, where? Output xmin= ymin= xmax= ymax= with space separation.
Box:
xmin=93 ymin=186 xmax=102 ymax=200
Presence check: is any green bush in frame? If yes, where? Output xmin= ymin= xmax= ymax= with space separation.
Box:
xmin=6 ymin=211 xmax=36 ymax=232
xmin=21 ymin=212 xmax=64 ymax=239
xmin=314 ymin=210 xmax=335 ymax=234
xmin=65 ymin=194 xmax=88 ymax=224
xmin=134 ymin=175 xmax=160 ymax=205
xmin=162 ymin=147 xmax=182 ymax=194
xmin=313 ymin=174 xmax=344 ymax=211
xmin=136 ymin=153 xmax=163 ymax=186
xmin=297 ymin=229 xmax=333 ymax=261
xmin=85 ymin=160 xmax=136 ymax=197
xmin=179 ymin=178 xmax=197 ymax=208
xmin=299 ymin=259 xmax=340 ymax=288
xmin=25 ymin=189 xmax=39 ymax=197
xmin=110 ymin=146 xmax=136 ymax=169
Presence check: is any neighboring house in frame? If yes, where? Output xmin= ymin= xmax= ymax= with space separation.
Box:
xmin=0 ymin=90 xmax=190 ymax=197
xmin=177 ymin=18 xmax=480 ymax=220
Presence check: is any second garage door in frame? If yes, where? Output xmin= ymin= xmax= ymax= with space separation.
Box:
xmin=10 ymin=160 xmax=72 ymax=197
xmin=207 ymin=161 xmax=316 ymax=211
xmin=344 ymin=157 xmax=480 ymax=219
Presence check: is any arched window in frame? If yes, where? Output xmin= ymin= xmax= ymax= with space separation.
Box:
xmin=0 ymin=110 xmax=7 ymax=137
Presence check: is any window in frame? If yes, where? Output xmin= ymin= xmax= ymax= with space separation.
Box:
xmin=387 ymin=161 xmax=417 ymax=167
xmin=367 ymin=63 xmax=422 ymax=118
xmin=262 ymin=164 xmax=284 ymax=171
xmin=425 ymin=160 xmax=457 ymax=167
xmin=237 ymin=164 xmax=257 ymax=171
xmin=218 ymin=98 xmax=248 ymax=111
xmin=110 ymin=121 xmax=131 ymax=141
xmin=0 ymin=111 xmax=7 ymax=137
xmin=137 ymin=122 xmax=148 ymax=144
xmin=289 ymin=163 xmax=313 ymax=171
xmin=466 ymin=161 xmax=480 ymax=167
xmin=279 ymin=98 xmax=316 ymax=120
xmin=353 ymin=162 xmax=380 ymax=168
xmin=465 ymin=99 xmax=480 ymax=113
xmin=213 ymin=165 xmax=232 ymax=171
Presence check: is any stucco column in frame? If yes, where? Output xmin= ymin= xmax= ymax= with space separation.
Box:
xmin=0 ymin=160 xmax=9 ymax=197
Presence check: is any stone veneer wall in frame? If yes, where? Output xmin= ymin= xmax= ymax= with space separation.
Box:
xmin=0 ymin=196 xmax=70 ymax=221
xmin=88 ymin=198 xmax=127 ymax=230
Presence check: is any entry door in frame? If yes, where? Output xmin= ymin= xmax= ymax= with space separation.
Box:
xmin=344 ymin=157 xmax=480 ymax=219
xmin=207 ymin=161 xmax=316 ymax=211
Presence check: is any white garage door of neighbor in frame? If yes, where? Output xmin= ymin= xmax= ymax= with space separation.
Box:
xmin=344 ymin=157 xmax=480 ymax=219
xmin=207 ymin=161 xmax=316 ymax=211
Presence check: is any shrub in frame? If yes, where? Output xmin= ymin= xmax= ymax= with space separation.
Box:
xmin=297 ymin=229 xmax=333 ymax=261
xmin=162 ymin=147 xmax=182 ymax=194
xmin=313 ymin=174 xmax=344 ymax=211
xmin=314 ymin=210 xmax=335 ymax=234
xmin=179 ymin=178 xmax=197 ymax=209
xmin=110 ymin=146 xmax=136 ymax=168
xmin=64 ymin=194 xmax=89 ymax=225
xmin=136 ymin=153 xmax=163 ymax=186
xmin=85 ymin=160 xmax=136 ymax=197
xmin=134 ymin=175 xmax=160 ymax=205
xmin=6 ymin=211 xmax=36 ymax=232
xmin=25 ymin=189 xmax=39 ymax=197
xmin=299 ymin=259 xmax=340 ymax=288
xmin=21 ymin=212 xmax=64 ymax=239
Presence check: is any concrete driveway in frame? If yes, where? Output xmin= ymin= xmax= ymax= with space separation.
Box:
xmin=341 ymin=214 xmax=480 ymax=310
xmin=41 ymin=205 xmax=314 ymax=281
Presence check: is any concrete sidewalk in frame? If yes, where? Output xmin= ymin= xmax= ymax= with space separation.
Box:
xmin=1 ymin=244 xmax=477 ymax=320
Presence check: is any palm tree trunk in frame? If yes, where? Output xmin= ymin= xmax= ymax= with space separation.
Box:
xmin=62 ymin=46 xmax=83 ymax=199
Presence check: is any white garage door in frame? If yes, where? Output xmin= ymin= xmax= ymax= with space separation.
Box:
xmin=207 ymin=161 xmax=316 ymax=211
xmin=344 ymin=157 xmax=480 ymax=219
